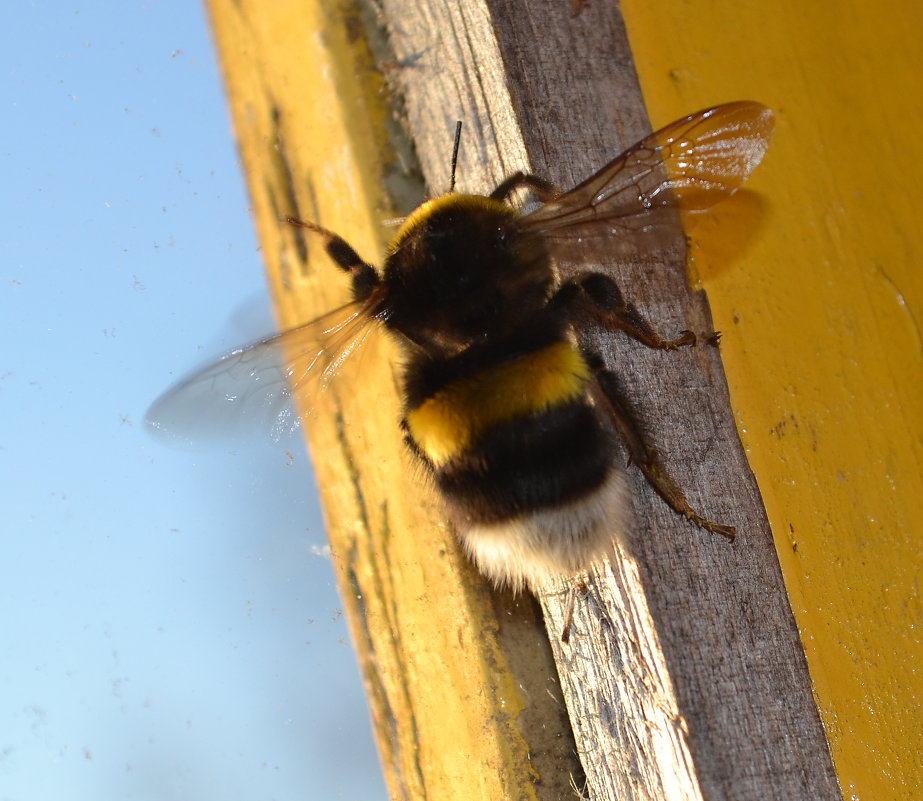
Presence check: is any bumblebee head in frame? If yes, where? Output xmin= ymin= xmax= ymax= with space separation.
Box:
xmin=382 ymin=194 xmax=553 ymax=354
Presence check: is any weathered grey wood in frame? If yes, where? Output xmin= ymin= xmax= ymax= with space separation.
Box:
xmin=376 ymin=0 xmax=840 ymax=799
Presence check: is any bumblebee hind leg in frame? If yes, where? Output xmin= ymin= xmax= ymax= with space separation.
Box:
xmin=568 ymin=273 xmax=702 ymax=349
xmin=590 ymin=365 xmax=736 ymax=542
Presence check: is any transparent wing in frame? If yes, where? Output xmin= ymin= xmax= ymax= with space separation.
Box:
xmin=523 ymin=101 xmax=774 ymax=250
xmin=146 ymin=293 xmax=386 ymax=448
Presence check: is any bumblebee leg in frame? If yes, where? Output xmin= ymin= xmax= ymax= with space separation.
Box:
xmin=284 ymin=217 xmax=380 ymax=298
xmin=591 ymin=365 xmax=736 ymax=541
xmin=489 ymin=172 xmax=561 ymax=203
xmin=560 ymin=577 xmax=591 ymax=645
xmin=567 ymin=273 xmax=697 ymax=349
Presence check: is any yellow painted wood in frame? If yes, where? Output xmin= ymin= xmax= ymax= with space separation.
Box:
xmin=204 ymin=2 xmax=578 ymax=799
xmin=619 ymin=3 xmax=923 ymax=798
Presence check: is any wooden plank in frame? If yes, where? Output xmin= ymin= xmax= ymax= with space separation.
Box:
xmin=200 ymin=0 xmax=891 ymax=798
xmin=380 ymin=1 xmax=839 ymax=798
xmin=204 ymin=1 xmax=582 ymax=800
xmin=620 ymin=3 xmax=923 ymax=798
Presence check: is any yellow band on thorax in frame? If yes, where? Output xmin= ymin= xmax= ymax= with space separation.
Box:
xmin=405 ymin=341 xmax=591 ymax=467
xmin=387 ymin=194 xmax=514 ymax=255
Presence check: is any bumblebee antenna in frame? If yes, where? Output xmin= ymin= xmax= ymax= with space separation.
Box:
xmin=449 ymin=121 xmax=462 ymax=192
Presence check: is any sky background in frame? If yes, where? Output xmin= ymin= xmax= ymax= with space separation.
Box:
xmin=1 ymin=3 xmax=386 ymax=799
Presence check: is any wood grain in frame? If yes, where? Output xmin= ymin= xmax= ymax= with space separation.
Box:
xmin=379 ymin=0 xmax=840 ymax=798
xmin=206 ymin=0 xmax=845 ymax=797
xmin=622 ymin=3 xmax=923 ymax=797
xmin=206 ymin=1 xmax=584 ymax=799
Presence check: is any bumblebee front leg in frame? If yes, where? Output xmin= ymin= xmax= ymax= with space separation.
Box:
xmin=284 ymin=216 xmax=380 ymax=300
xmin=490 ymin=172 xmax=561 ymax=204
xmin=590 ymin=363 xmax=736 ymax=541
xmin=565 ymin=273 xmax=698 ymax=350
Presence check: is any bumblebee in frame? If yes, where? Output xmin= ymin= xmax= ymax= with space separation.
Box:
xmin=148 ymin=101 xmax=774 ymax=592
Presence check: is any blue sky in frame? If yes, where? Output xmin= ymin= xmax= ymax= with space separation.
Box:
xmin=1 ymin=3 xmax=385 ymax=799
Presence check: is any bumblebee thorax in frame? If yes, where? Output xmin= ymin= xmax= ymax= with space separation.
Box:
xmin=382 ymin=193 xmax=553 ymax=353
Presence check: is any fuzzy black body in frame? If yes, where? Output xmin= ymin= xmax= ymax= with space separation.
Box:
xmin=150 ymin=103 xmax=772 ymax=591
xmin=380 ymin=195 xmax=628 ymax=590
xmin=382 ymin=195 xmax=551 ymax=352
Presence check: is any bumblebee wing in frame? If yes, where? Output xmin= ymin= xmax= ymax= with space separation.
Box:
xmin=523 ymin=101 xmax=774 ymax=250
xmin=146 ymin=294 xmax=386 ymax=448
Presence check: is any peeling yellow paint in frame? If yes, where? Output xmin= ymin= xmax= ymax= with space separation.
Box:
xmin=204 ymin=2 xmax=569 ymax=799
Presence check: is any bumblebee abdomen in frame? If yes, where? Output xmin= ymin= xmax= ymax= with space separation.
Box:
xmin=434 ymin=400 xmax=615 ymax=522
xmin=404 ymin=340 xmax=591 ymax=467
xmin=403 ymin=341 xmax=609 ymax=512
xmin=402 ymin=339 xmax=625 ymax=590
xmin=419 ymin=390 xmax=624 ymax=591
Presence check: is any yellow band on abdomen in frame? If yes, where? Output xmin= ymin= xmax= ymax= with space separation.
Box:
xmin=405 ymin=341 xmax=591 ymax=467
